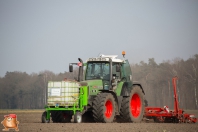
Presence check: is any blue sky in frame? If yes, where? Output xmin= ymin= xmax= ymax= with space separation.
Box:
xmin=0 ymin=0 xmax=198 ymax=77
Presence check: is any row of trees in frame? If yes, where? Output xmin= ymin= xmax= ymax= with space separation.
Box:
xmin=0 ymin=70 xmax=78 ymax=109
xmin=0 ymin=54 xmax=197 ymax=109
xmin=132 ymin=55 xmax=198 ymax=109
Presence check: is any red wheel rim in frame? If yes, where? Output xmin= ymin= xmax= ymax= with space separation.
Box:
xmin=105 ymin=100 xmax=113 ymax=118
xmin=130 ymin=93 xmax=141 ymax=117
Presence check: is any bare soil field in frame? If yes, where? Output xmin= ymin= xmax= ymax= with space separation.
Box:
xmin=0 ymin=110 xmax=198 ymax=132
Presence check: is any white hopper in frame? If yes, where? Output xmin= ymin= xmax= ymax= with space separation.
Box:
xmin=47 ymin=81 xmax=80 ymax=106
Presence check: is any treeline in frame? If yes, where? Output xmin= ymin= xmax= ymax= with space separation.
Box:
xmin=0 ymin=70 xmax=79 ymax=109
xmin=0 ymin=54 xmax=197 ymax=109
xmin=132 ymin=54 xmax=198 ymax=110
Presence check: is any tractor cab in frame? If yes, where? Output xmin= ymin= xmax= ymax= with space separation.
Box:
xmin=69 ymin=52 xmax=133 ymax=92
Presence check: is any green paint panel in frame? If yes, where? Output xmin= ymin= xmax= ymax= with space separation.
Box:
xmin=115 ymin=82 xmax=124 ymax=96
xmin=81 ymin=86 xmax=88 ymax=106
xmin=81 ymin=80 xmax=103 ymax=95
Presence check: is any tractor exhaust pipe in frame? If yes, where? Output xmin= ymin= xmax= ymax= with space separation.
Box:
xmin=78 ymin=58 xmax=83 ymax=82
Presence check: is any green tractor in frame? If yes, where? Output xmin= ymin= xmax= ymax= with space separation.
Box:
xmin=42 ymin=51 xmax=145 ymax=123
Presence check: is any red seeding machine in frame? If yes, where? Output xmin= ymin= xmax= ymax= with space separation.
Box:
xmin=144 ymin=77 xmax=197 ymax=123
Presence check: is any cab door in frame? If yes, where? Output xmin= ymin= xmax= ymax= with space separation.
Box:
xmin=121 ymin=59 xmax=132 ymax=88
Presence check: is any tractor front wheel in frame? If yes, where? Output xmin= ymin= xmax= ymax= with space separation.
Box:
xmin=92 ymin=93 xmax=116 ymax=123
xmin=120 ymin=85 xmax=144 ymax=122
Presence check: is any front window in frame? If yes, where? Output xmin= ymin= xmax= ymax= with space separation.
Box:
xmin=85 ymin=62 xmax=110 ymax=80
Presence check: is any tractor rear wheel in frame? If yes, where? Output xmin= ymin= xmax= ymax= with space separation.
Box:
xmin=92 ymin=93 xmax=116 ymax=123
xmin=51 ymin=111 xmax=72 ymax=123
xmin=120 ymin=85 xmax=144 ymax=122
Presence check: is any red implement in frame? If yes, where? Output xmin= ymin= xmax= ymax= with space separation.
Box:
xmin=144 ymin=77 xmax=197 ymax=123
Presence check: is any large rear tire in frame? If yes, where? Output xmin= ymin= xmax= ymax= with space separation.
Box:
xmin=120 ymin=85 xmax=144 ymax=122
xmin=92 ymin=93 xmax=116 ymax=123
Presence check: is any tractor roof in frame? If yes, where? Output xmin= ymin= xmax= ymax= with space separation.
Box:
xmin=87 ymin=54 xmax=124 ymax=63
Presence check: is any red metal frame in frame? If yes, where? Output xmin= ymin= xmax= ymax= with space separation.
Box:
xmin=144 ymin=77 xmax=197 ymax=123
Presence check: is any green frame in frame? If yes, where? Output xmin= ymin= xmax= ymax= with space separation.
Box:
xmin=44 ymin=86 xmax=88 ymax=120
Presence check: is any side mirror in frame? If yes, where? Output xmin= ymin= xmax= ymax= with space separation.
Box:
xmin=116 ymin=64 xmax=120 ymax=72
xmin=69 ymin=64 xmax=73 ymax=72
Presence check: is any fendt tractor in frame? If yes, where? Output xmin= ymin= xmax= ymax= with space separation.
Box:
xmin=41 ymin=51 xmax=145 ymax=123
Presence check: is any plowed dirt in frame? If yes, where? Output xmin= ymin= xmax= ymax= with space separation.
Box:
xmin=0 ymin=110 xmax=198 ymax=132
